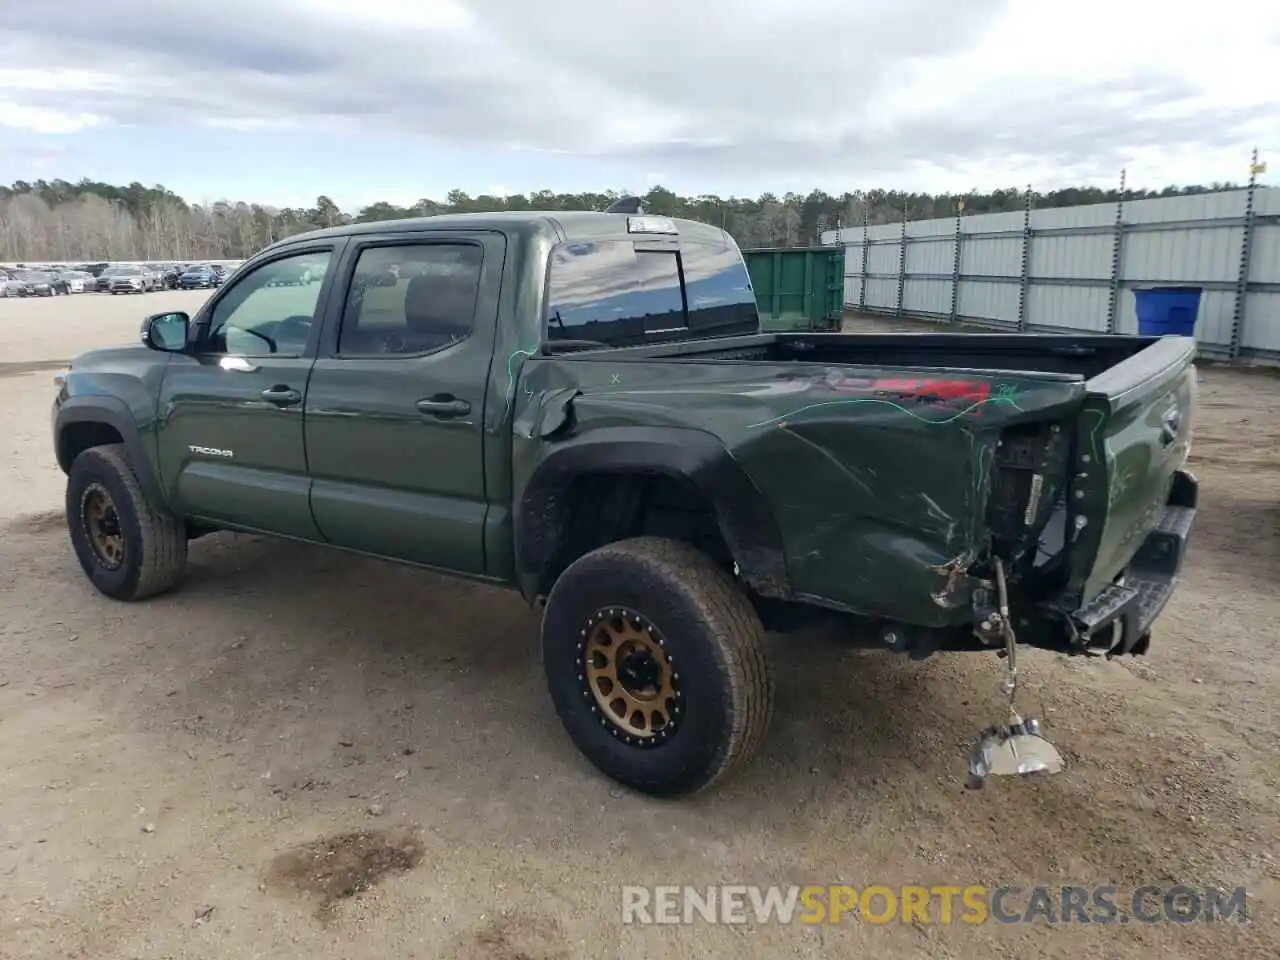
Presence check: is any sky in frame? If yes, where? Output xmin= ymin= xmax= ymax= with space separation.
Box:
xmin=0 ymin=0 xmax=1278 ymax=212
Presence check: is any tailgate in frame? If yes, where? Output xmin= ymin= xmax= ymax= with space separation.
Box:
xmin=1074 ymin=336 xmax=1197 ymax=602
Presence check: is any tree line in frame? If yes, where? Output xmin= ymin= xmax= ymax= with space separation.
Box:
xmin=0 ymin=177 xmax=1246 ymax=263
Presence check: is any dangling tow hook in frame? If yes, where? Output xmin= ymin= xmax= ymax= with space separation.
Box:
xmin=965 ymin=557 xmax=1065 ymax=789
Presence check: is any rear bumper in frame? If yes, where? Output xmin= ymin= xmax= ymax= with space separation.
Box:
xmin=1067 ymin=469 xmax=1197 ymax=656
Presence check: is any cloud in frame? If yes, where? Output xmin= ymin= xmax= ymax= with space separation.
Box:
xmin=0 ymin=0 xmax=1277 ymax=192
xmin=0 ymin=101 xmax=104 ymax=134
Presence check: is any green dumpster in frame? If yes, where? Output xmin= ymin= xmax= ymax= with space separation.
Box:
xmin=743 ymin=245 xmax=846 ymax=333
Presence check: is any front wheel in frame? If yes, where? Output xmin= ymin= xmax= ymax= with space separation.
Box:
xmin=66 ymin=443 xmax=188 ymax=600
xmin=541 ymin=536 xmax=774 ymax=797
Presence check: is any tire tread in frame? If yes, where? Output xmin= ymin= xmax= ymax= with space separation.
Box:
xmin=544 ymin=535 xmax=774 ymax=795
xmin=70 ymin=443 xmax=186 ymax=600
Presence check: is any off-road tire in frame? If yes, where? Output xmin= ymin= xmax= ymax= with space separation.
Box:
xmin=541 ymin=536 xmax=774 ymax=797
xmin=66 ymin=443 xmax=187 ymax=601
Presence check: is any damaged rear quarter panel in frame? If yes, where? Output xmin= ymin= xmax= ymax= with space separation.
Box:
xmin=512 ymin=354 xmax=1087 ymax=627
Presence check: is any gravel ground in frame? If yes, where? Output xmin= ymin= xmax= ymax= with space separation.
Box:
xmin=0 ymin=292 xmax=1277 ymax=959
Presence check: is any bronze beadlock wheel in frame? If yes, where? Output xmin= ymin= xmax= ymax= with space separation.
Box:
xmin=81 ymin=482 xmax=125 ymax=570
xmin=542 ymin=537 xmax=775 ymax=797
xmin=581 ymin=608 xmax=682 ymax=744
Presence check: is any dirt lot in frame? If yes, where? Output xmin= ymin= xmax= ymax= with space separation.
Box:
xmin=1 ymin=292 xmax=1277 ymax=959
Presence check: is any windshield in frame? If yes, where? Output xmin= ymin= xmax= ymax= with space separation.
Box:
xmin=116 ymin=267 xmax=142 ymax=276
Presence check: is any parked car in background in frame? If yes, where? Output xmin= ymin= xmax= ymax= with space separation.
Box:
xmin=95 ymin=266 xmax=125 ymax=292
xmin=264 ymin=261 xmax=310 ymax=286
xmin=17 ymin=270 xmax=56 ymax=297
xmin=145 ymin=263 xmax=177 ymax=289
xmin=47 ymin=271 xmax=72 ymax=295
xmin=179 ymin=265 xmax=222 ymax=289
xmin=107 ymin=266 xmax=153 ymax=294
xmin=0 ymin=274 xmax=33 ymax=297
xmin=60 ymin=270 xmax=94 ymax=293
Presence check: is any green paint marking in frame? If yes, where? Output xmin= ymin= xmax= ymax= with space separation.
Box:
xmin=1084 ymin=408 xmax=1106 ymax=463
xmin=505 ymin=348 xmax=537 ymax=403
xmin=973 ymin=439 xmax=993 ymax=494
xmin=746 ymin=395 xmax=1024 ymax=431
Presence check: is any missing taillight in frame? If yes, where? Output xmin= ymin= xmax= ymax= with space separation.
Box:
xmin=986 ymin=421 xmax=1072 ymax=570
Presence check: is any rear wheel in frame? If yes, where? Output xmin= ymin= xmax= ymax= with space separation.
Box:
xmin=541 ymin=536 xmax=774 ymax=797
xmin=66 ymin=443 xmax=187 ymax=600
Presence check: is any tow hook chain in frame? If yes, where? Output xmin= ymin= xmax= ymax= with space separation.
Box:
xmin=994 ymin=557 xmax=1019 ymax=709
xmin=965 ymin=557 xmax=1065 ymax=788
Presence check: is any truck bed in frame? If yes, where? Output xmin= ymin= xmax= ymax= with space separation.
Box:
xmin=519 ymin=330 xmax=1197 ymax=644
xmin=590 ymin=330 xmax=1161 ymax=382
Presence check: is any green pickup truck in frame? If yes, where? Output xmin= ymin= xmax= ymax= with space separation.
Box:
xmin=52 ymin=210 xmax=1198 ymax=796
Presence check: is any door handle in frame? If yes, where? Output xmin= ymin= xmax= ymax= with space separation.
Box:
xmin=261 ymin=385 xmax=302 ymax=407
xmin=416 ymin=396 xmax=471 ymax=418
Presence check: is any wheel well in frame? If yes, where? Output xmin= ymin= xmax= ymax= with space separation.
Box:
xmin=536 ymin=471 xmax=736 ymax=598
xmin=58 ymin=421 xmax=124 ymax=473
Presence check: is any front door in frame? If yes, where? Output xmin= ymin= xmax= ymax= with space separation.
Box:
xmin=156 ymin=245 xmax=341 ymax=538
xmin=304 ymin=232 xmax=504 ymax=575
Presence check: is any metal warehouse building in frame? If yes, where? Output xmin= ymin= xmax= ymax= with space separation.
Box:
xmin=822 ymin=186 xmax=1280 ymax=364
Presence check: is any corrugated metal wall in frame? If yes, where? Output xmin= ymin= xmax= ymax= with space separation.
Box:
xmin=823 ymin=186 xmax=1280 ymax=363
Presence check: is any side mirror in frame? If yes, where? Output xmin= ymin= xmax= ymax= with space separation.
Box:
xmin=141 ymin=311 xmax=190 ymax=352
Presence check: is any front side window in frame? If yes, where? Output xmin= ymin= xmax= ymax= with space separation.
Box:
xmin=337 ymin=243 xmax=482 ymax=356
xmin=206 ymin=249 xmax=332 ymax=357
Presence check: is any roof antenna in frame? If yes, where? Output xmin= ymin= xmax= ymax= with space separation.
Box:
xmin=604 ymin=195 xmax=645 ymax=214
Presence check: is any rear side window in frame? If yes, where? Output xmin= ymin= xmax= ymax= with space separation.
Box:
xmin=681 ymin=241 xmax=759 ymax=336
xmin=545 ymin=238 xmax=758 ymax=346
xmin=338 ymin=244 xmax=482 ymax=356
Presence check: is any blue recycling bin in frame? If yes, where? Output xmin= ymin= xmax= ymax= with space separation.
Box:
xmin=1133 ymin=286 xmax=1202 ymax=337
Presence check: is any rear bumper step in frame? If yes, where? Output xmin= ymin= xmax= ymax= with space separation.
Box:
xmin=1069 ymin=470 xmax=1197 ymax=656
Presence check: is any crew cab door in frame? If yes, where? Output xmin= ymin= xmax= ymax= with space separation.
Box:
xmin=156 ymin=243 xmax=342 ymax=537
xmin=303 ymin=231 xmax=505 ymax=575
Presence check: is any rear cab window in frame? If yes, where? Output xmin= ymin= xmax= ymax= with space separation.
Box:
xmin=544 ymin=235 xmax=758 ymax=347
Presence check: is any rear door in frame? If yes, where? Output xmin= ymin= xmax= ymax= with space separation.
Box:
xmin=156 ymin=243 xmax=341 ymax=537
xmin=304 ymin=231 xmax=506 ymax=575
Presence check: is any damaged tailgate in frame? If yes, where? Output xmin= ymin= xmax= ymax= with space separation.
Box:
xmin=1064 ymin=335 xmax=1198 ymax=650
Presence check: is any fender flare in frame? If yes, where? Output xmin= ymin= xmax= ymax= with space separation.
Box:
xmin=55 ymin=395 xmax=165 ymax=507
xmin=514 ymin=426 xmax=790 ymax=599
